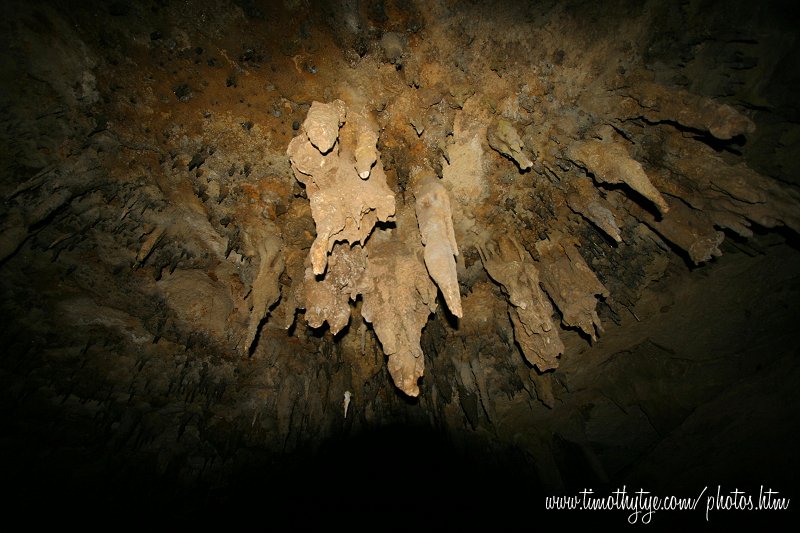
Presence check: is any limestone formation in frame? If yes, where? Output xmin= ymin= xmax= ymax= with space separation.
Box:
xmin=415 ymin=174 xmax=463 ymax=318
xmin=479 ymin=235 xmax=564 ymax=371
xmin=302 ymin=243 xmax=364 ymax=335
xmin=5 ymin=0 xmax=800 ymax=513
xmin=566 ymin=176 xmax=623 ymax=243
xmin=567 ymin=128 xmax=670 ymax=216
xmin=135 ymin=225 xmax=166 ymax=266
xmin=239 ymin=220 xmax=285 ymax=354
xmin=350 ymin=111 xmax=379 ymax=179
xmin=157 ymin=269 xmax=234 ymax=342
xmin=303 ymin=100 xmax=347 ymax=153
xmin=287 ymin=100 xmax=395 ymax=276
xmin=627 ymin=196 xmax=724 ymax=264
xmin=441 ymin=97 xmax=491 ymax=204
xmin=288 ymin=103 xmax=451 ymax=396
xmin=360 ymin=241 xmax=438 ymax=397
xmin=615 ymin=74 xmax=756 ymax=140
xmin=651 ymin=129 xmax=800 ymax=238
xmin=535 ymin=233 xmax=609 ymax=341
xmin=343 ymin=390 xmax=352 ymax=418
xmin=487 ymin=117 xmax=534 ymax=170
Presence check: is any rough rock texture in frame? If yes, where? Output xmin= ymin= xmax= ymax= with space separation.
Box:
xmin=303 ymin=100 xmax=347 ymax=153
xmin=628 ymin=196 xmax=725 ymax=264
xmin=567 ymin=128 xmax=670 ymax=216
xmin=441 ymin=97 xmax=490 ymax=205
xmin=479 ymin=235 xmax=564 ymax=371
xmin=612 ymin=73 xmax=756 ymax=141
xmin=566 ymin=176 xmax=623 ymax=243
xmin=288 ymin=101 xmax=395 ymax=275
xmin=302 ymin=243 xmax=364 ymax=334
xmin=415 ymin=174 xmax=462 ymax=318
xmin=651 ymin=129 xmax=800 ymax=238
xmin=239 ymin=220 xmax=284 ymax=353
xmin=535 ymin=233 xmax=609 ymax=341
xmin=158 ymin=269 xmax=234 ymax=342
xmin=350 ymin=110 xmax=380 ymax=179
xmin=2 ymin=0 xmax=799 ymax=528
xmin=487 ymin=117 xmax=533 ymax=171
xmin=361 ymin=239 xmax=438 ymax=397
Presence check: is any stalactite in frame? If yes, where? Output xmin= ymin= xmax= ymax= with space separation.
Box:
xmin=360 ymin=240 xmax=437 ymax=397
xmin=287 ymin=100 xmax=395 ymax=276
xmin=535 ymin=232 xmax=609 ymax=341
xmin=415 ymin=173 xmax=462 ymax=318
xmin=479 ymin=235 xmax=564 ymax=371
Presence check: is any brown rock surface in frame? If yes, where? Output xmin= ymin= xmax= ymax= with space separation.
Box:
xmin=479 ymin=235 xmax=564 ymax=371
xmin=1 ymin=1 xmax=799 ymax=527
xmin=415 ymin=174 xmax=462 ymax=318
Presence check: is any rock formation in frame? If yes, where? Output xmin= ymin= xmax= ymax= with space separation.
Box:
xmin=287 ymin=100 xmax=395 ymax=276
xmin=301 ymin=243 xmax=364 ymax=335
xmin=360 ymin=239 xmax=438 ymax=397
xmin=535 ymin=233 xmax=609 ymax=341
xmin=567 ymin=126 xmax=670 ymax=216
xmin=350 ymin=111 xmax=380 ymax=179
xmin=303 ymin=100 xmax=346 ymax=153
xmin=239 ymin=220 xmax=284 ymax=354
xmin=479 ymin=235 xmax=564 ymax=371
xmin=415 ymin=173 xmax=462 ymax=318
xmin=565 ymin=176 xmax=623 ymax=243
xmin=611 ymin=72 xmax=756 ymax=141
xmin=2 ymin=1 xmax=800 ymax=526
xmin=487 ymin=117 xmax=534 ymax=171
xmin=287 ymin=103 xmax=450 ymax=396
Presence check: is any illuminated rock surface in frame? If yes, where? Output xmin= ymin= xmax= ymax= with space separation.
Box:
xmin=1 ymin=0 xmax=799 ymax=528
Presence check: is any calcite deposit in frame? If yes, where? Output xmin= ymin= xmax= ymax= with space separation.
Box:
xmin=415 ymin=173 xmax=462 ymax=318
xmin=535 ymin=233 xmax=609 ymax=341
xmin=239 ymin=220 xmax=284 ymax=354
xmin=288 ymin=102 xmax=451 ymax=395
xmin=479 ymin=236 xmax=564 ymax=371
xmin=611 ymin=73 xmax=756 ymax=141
xmin=360 ymin=240 xmax=438 ymax=397
xmin=487 ymin=118 xmax=534 ymax=171
xmin=287 ymin=100 xmax=395 ymax=276
xmin=350 ymin=111 xmax=380 ymax=179
xmin=567 ymin=126 xmax=670 ymax=216
xmin=303 ymin=100 xmax=347 ymax=154
xmin=301 ymin=243 xmax=364 ymax=335
xmin=3 ymin=1 xmax=800 ymax=520
xmin=566 ymin=176 xmax=623 ymax=243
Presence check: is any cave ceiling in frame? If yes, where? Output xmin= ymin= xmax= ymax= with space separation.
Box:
xmin=1 ymin=0 xmax=799 ymax=527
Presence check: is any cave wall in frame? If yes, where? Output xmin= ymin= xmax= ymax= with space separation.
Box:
xmin=1 ymin=0 xmax=798 ymax=527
